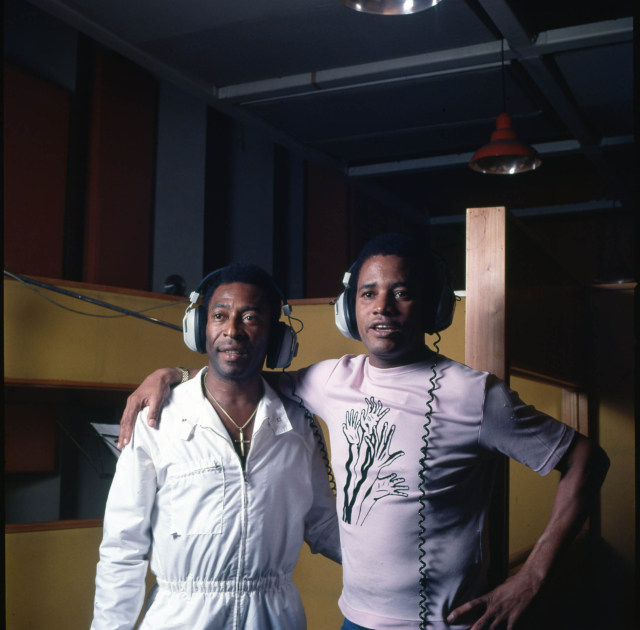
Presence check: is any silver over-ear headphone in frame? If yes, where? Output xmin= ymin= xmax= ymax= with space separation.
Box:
xmin=334 ymin=252 xmax=456 ymax=340
xmin=183 ymin=268 xmax=299 ymax=369
xmin=334 ymin=264 xmax=361 ymax=341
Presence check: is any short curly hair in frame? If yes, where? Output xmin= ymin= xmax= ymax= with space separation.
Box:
xmin=201 ymin=263 xmax=283 ymax=330
xmin=349 ymin=233 xmax=438 ymax=289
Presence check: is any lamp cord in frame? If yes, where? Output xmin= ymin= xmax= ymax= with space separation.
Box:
xmin=501 ymin=38 xmax=506 ymax=113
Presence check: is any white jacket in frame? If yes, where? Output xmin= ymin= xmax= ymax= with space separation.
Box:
xmin=91 ymin=369 xmax=341 ymax=630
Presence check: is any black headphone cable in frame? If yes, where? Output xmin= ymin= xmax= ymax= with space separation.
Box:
xmin=418 ymin=331 xmax=441 ymax=629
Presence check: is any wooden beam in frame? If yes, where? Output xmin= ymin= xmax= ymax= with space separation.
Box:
xmin=465 ymin=207 xmax=507 ymax=380
xmin=466 ymin=206 xmax=509 ymax=588
xmin=5 ymin=519 xmax=103 ymax=534
xmin=562 ymin=389 xmax=589 ymax=437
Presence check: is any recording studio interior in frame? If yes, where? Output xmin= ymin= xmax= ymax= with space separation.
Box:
xmin=3 ymin=0 xmax=634 ymax=628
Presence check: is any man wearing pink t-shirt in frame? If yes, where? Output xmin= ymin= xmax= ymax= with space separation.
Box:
xmin=120 ymin=235 xmax=609 ymax=630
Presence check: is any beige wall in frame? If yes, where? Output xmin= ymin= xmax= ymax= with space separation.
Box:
xmin=508 ymin=378 xmax=563 ymax=557
xmin=5 ymin=280 xmax=635 ymax=627
xmin=4 ymin=279 xmax=209 ymax=384
xmin=5 ymin=526 xmax=155 ymax=630
xmin=592 ymin=288 xmax=635 ymax=567
xmin=6 ymin=527 xmax=102 ymax=630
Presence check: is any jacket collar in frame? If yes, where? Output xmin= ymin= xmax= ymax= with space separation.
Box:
xmin=179 ymin=368 xmax=292 ymax=441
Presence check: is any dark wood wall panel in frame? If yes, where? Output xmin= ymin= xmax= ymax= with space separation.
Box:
xmin=5 ymin=403 xmax=56 ymax=473
xmin=83 ymin=50 xmax=157 ymax=291
xmin=305 ymin=163 xmax=351 ymax=298
xmin=3 ymin=62 xmax=70 ymax=279
xmin=305 ymin=162 xmax=430 ymax=298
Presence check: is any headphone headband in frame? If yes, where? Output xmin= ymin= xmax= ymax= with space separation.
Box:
xmin=188 ymin=268 xmax=292 ymax=315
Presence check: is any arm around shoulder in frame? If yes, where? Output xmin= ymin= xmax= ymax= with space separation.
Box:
xmin=118 ymin=367 xmax=196 ymax=448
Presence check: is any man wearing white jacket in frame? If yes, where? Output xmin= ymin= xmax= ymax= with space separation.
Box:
xmin=91 ymin=264 xmax=341 ymax=630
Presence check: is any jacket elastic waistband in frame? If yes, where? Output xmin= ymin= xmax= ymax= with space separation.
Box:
xmin=157 ymin=572 xmax=293 ymax=596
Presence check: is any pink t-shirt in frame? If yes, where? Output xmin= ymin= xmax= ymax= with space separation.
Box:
xmin=281 ymin=353 xmax=574 ymax=630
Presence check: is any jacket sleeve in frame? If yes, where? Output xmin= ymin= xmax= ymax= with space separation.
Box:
xmin=91 ymin=412 xmax=158 ymax=630
xmin=303 ymin=420 xmax=342 ymax=565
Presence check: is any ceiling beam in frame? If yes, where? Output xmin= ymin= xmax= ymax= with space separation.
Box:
xmin=25 ymin=0 xmax=346 ymax=176
xmin=347 ymin=135 xmax=633 ymax=177
xmin=217 ymin=18 xmax=632 ymax=105
xmin=430 ymin=199 xmax=628 ymax=225
xmin=475 ymin=1 xmax=632 ymax=202
xmin=26 ymin=0 xmax=431 ymax=224
xmin=475 ymin=0 xmax=600 ymax=145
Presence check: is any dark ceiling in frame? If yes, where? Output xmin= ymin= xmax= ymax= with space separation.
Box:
xmin=18 ymin=0 xmax=635 ymax=220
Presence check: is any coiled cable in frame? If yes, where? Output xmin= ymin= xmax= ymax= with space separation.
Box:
xmin=418 ymin=332 xmax=441 ymax=629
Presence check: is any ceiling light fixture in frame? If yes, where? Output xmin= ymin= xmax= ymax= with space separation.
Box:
xmin=469 ymin=40 xmax=541 ymax=175
xmin=339 ymin=0 xmax=442 ymax=16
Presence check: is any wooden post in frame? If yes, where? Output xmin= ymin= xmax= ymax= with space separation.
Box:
xmin=562 ymin=389 xmax=589 ymax=436
xmin=465 ymin=206 xmax=509 ymax=587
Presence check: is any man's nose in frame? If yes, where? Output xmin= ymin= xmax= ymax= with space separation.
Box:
xmin=373 ymin=291 xmax=397 ymax=314
xmin=224 ymin=315 xmax=245 ymax=337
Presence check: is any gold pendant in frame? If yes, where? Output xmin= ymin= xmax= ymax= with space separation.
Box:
xmin=236 ymin=430 xmax=251 ymax=457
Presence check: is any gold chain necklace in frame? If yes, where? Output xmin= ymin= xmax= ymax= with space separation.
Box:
xmin=204 ymin=374 xmax=259 ymax=457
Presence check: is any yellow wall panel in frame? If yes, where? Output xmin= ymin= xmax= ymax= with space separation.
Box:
xmin=7 ymin=283 xmax=633 ymax=624
xmin=5 ymin=527 xmax=156 ymax=630
xmin=6 ymin=527 xmax=102 ymax=629
xmin=4 ymin=281 xmax=466 ymax=385
xmin=592 ymin=288 xmax=635 ymax=567
xmin=3 ymin=284 xmax=466 ymax=630
xmin=508 ymin=377 xmax=563 ymax=557
xmin=4 ymin=279 xmax=208 ymax=384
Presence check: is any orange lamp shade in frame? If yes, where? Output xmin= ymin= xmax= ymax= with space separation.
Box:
xmin=469 ymin=113 xmax=542 ymax=174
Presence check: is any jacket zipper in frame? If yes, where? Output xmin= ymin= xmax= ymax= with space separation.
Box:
xmin=233 ymin=420 xmax=266 ymax=628
xmin=204 ymin=422 xmax=264 ymax=629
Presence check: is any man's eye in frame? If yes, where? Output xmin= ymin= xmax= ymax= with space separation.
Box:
xmin=363 ymin=291 xmax=375 ymax=298
xmin=213 ymin=313 xmax=223 ymax=320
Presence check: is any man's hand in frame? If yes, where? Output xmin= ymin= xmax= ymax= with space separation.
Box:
xmin=361 ymin=397 xmax=389 ymax=436
xmin=343 ymin=409 xmax=364 ymax=445
xmin=363 ymin=423 xmax=404 ymax=477
xmin=447 ymin=569 xmax=543 ymax=629
xmin=371 ymin=473 xmax=409 ymax=500
xmin=117 ymin=368 xmax=184 ymax=448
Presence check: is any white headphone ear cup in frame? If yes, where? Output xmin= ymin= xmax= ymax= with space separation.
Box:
xmin=183 ymin=309 xmax=199 ymax=352
xmin=334 ymin=292 xmax=356 ymax=340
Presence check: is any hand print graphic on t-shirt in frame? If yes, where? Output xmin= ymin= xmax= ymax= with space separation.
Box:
xmin=342 ymin=397 xmax=408 ymax=525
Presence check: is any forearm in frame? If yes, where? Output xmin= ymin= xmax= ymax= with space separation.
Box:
xmin=447 ymin=436 xmax=609 ymax=628
xmin=518 ymin=436 xmax=609 ymax=585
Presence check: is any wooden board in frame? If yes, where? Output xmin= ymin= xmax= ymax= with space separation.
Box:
xmin=465 ymin=207 xmax=507 ymax=380
xmin=465 ymin=206 xmax=509 ymax=586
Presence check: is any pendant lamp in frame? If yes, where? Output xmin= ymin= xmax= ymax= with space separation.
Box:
xmin=469 ymin=113 xmax=541 ymax=174
xmin=339 ymin=0 xmax=443 ymax=16
xmin=469 ymin=41 xmax=541 ymax=175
